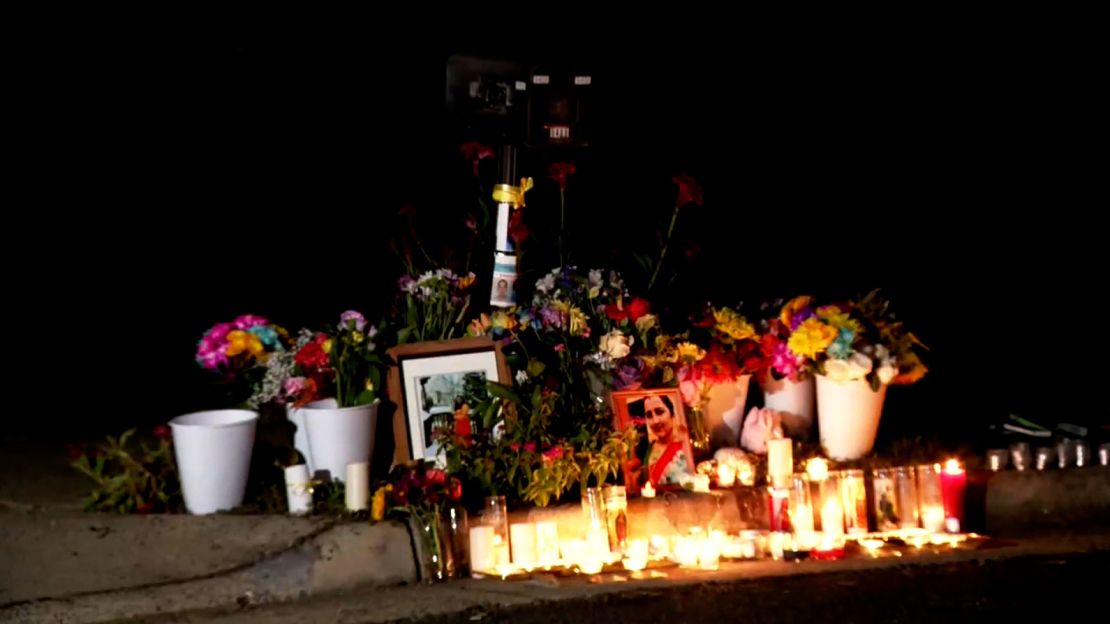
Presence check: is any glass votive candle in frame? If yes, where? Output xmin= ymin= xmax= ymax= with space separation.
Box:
xmin=788 ymin=473 xmax=814 ymax=534
xmin=1056 ymin=440 xmax=1072 ymax=469
xmin=1099 ymin=443 xmax=1110 ymax=467
xmin=986 ymin=449 xmax=1009 ymax=472
xmin=838 ymin=469 xmax=868 ymax=535
xmin=1035 ymin=446 xmax=1055 ymax=471
xmin=1010 ymin=442 xmax=1031 ymax=471
xmin=1074 ymin=442 xmax=1090 ymax=467
xmin=603 ymin=485 xmax=628 ymax=553
xmin=916 ymin=464 xmax=946 ymax=533
xmin=893 ymin=466 xmax=919 ymax=530
xmin=872 ymin=468 xmax=900 ymax=532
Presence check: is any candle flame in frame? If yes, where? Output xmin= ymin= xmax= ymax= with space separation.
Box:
xmin=944 ymin=459 xmax=963 ymax=474
xmin=806 ymin=457 xmax=829 ymax=481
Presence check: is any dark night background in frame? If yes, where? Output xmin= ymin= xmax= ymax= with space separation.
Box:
xmin=14 ymin=24 xmax=1105 ymax=450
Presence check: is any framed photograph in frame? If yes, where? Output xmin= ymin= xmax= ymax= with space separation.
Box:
xmin=611 ymin=388 xmax=695 ymax=493
xmin=388 ymin=336 xmax=511 ymax=465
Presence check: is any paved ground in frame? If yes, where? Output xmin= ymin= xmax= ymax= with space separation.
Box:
xmin=134 ymin=532 xmax=1110 ymax=624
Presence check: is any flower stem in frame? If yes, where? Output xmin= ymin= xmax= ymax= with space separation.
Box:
xmin=647 ymin=205 xmax=681 ymax=292
xmin=559 ymin=189 xmax=566 ymax=268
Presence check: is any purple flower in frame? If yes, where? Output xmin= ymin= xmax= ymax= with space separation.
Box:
xmin=789 ymin=309 xmax=815 ymax=331
xmin=398 ymin=275 xmax=417 ymax=294
xmin=540 ymin=306 xmax=565 ymax=329
xmin=613 ymin=357 xmax=646 ymax=390
xmin=233 ymin=315 xmax=269 ymax=330
xmin=339 ymin=310 xmax=367 ymax=332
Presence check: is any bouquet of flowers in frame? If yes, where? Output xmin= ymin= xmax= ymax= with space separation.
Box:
xmin=284 ymin=310 xmax=384 ymax=408
xmin=372 ymin=461 xmax=464 ymax=579
xmin=396 ymin=269 xmax=477 ymax=344
xmin=793 ymin=291 xmax=927 ymax=390
xmin=195 ymin=314 xmax=291 ymax=407
xmin=757 ymin=295 xmax=820 ymax=383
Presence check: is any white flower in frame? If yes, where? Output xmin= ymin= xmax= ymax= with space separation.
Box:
xmin=599 ymin=329 xmax=633 ymax=360
xmin=825 ymin=355 xmax=873 ymax=382
xmin=877 ymin=363 xmax=897 ymax=385
xmin=515 ymin=370 xmax=529 ymax=385
xmin=588 ymin=269 xmax=603 ymax=289
xmin=536 ymin=274 xmax=556 ymax=294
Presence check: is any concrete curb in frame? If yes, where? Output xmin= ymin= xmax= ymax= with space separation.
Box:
xmin=0 ymin=521 xmax=419 ymax=624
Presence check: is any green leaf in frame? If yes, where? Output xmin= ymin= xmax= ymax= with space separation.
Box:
xmin=486 ymin=382 xmax=520 ymax=404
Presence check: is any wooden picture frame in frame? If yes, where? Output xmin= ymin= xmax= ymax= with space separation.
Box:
xmin=611 ymin=388 xmax=695 ymax=494
xmin=387 ymin=336 xmax=511 ymax=466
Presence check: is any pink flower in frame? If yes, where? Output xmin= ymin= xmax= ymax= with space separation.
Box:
xmin=524 ymin=441 xmax=537 ymax=453
xmin=196 ymin=348 xmax=228 ymax=371
xmin=284 ymin=377 xmax=307 ymax=398
xmin=542 ymin=446 xmax=564 ymax=462
xmin=233 ymin=315 xmax=268 ymax=330
xmin=206 ymin=322 xmax=235 ymax=343
xmin=339 ymin=310 xmax=367 ymax=332
xmin=553 ymin=343 xmax=566 ymax=353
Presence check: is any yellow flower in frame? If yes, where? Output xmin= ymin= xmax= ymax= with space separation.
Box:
xmin=787 ymin=317 xmax=838 ymax=359
xmin=457 ymin=274 xmax=476 ymax=290
xmin=467 ymin=313 xmax=492 ymax=337
xmin=713 ymin=307 xmax=756 ymax=341
xmin=780 ymin=295 xmax=814 ymax=327
xmin=351 ymin=331 xmax=364 ymax=344
xmin=225 ymin=330 xmax=264 ymax=358
xmin=815 ymin=305 xmax=863 ymax=334
xmin=365 ymin=378 xmax=375 ymax=392
xmin=569 ymin=307 xmax=589 ymax=336
xmin=491 ymin=310 xmax=518 ymax=332
xmin=676 ymin=342 xmax=706 ymax=363
xmin=371 ymin=484 xmax=392 ymax=521
xmin=322 ymin=339 xmax=334 ymax=354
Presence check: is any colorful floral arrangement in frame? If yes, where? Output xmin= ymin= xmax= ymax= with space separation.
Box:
xmin=757 ymin=295 xmax=820 ymax=383
xmin=396 ymin=269 xmax=477 ymax=344
xmin=673 ymin=304 xmax=763 ymax=408
xmin=195 ymin=314 xmax=291 ymax=406
xmin=284 ymin=310 xmax=383 ymax=408
xmin=790 ymin=291 xmax=928 ymax=390
xmin=372 ymin=461 xmax=465 ymax=577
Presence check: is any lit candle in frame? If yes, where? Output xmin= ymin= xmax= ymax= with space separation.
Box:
xmin=674 ymin=535 xmax=701 ymax=568
xmin=738 ymin=461 xmax=755 ymax=486
xmin=699 ymin=533 xmax=721 ymax=570
xmin=859 ymin=538 xmax=884 ymax=555
xmin=492 ymin=533 xmax=510 ymax=566
xmin=767 ymin=438 xmax=793 ymax=488
xmin=469 ymin=526 xmax=495 ymax=574
xmin=535 ymin=521 xmax=560 ymax=567
xmin=791 ymin=503 xmax=814 ymax=534
xmin=717 ymin=463 xmax=736 ymax=488
xmin=586 ymin=524 xmax=610 ymax=556
xmin=692 ymin=474 xmax=711 ymax=493
xmin=649 ymin=534 xmax=670 ymax=558
xmin=641 ymin=482 xmax=656 ymax=498
xmin=806 ymin=457 xmax=829 ymax=482
xmin=940 ymin=459 xmax=966 ymax=533
xmin=623 ymin=539 xmax=649 ymax=571
xmin=821 ymin=497 xmax=844 ymax=537
xmin=510 ymin=523 xmax=537 ymax=567
xmin=921 ymin=504 xmax=946 ymax=533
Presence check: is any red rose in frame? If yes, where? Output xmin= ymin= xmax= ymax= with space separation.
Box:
xmin=426 ymin=469 xmax=448 ymax=487
xmin=547 ymin=162 xmax=576 ymax=191
xmin=605 ymin=304 xmax=628 ymax=322
xmin=460 ymin=142 xmax=494 ymax=177
xmin=626 ymin=298 xmax=651 ymax=322
xmin=448 ymin=478 xmax=463 ymax=501
xmin=152 ymin=425 xmax=171 ymax=440
xmin=672 ymin=173 xmax=704 ymax=208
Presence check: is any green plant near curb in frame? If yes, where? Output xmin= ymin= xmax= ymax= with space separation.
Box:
xmin=71 ymin=429 xmax=183 ymax=513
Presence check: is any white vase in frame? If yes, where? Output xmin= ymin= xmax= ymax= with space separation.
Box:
xmin=169 ymin=409 xmax=258 ymax=515
xmin=285 ymin=404 xmax=314 ymax=475
xmin=816 ymin=375 xmax=887 ymax=460
xmin=761 ymin=376 xmax=816 ymax=439
xmin=302 ymin=398 xmax=379 ymax=482
xmin=703 ymin=375 xmax=751 ymax=450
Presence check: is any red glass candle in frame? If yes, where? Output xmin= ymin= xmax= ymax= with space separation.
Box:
xmin=939 ymin=459 xmax=966 ymax=533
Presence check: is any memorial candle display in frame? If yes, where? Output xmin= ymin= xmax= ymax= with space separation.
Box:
xmin=916 ymin=464 xmax=946 ymax=533
xmin=940 ymin=459 xmax=966 ymax=533
xmin=767 ymin=438 xmax=793 ymax=488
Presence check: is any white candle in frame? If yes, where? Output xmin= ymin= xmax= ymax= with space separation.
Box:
xmin=767 ymin=438 xmax=793 ymax=488
xmin=921 ymin=504 xmax=946 ymax=533
xmin=641 ymin=482 xmax=656 ymax=498
xmin=510 ymin=523 xmax=537 ymax=567
xmin=806 ymin=457 xmax=829 ymax=482
xmin=586 ymin=524 xmax=610 ymax=555
xmin=469 ymin=526 xmax=495 ymax=574
xmin=283 ymin=464 xmax=313 ymax=515
xmin=674 ymin=536 xmax=701 ymax=568
xmin=717 ymin=464 xmax=736 ymax=488
xmin=792 ymin=502 xmax=814 ymax=533
xmin=535 ymin=521 xmax=560 ymax=566
xmin=821 ymin=498 xmax=844 ymax=537
xmin=623 ymin=539 xmax=649 ymax=571
xmin=692 ymin=474 xmax=711 ymax=493
xmin=699 ymin=535 xmax=721 ymax=570
xmin=344 ymin=462 xmax=369 ymax=511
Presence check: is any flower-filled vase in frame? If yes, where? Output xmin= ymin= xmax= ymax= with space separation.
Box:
xmin=816 ymin=375 xmax=887 ymax=460
xmin=760 ymin=375 xmax=816 ymax=439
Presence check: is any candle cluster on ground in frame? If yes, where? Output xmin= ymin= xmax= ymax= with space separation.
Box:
xmin=464 ymin=454 xmax=975 ymax=580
